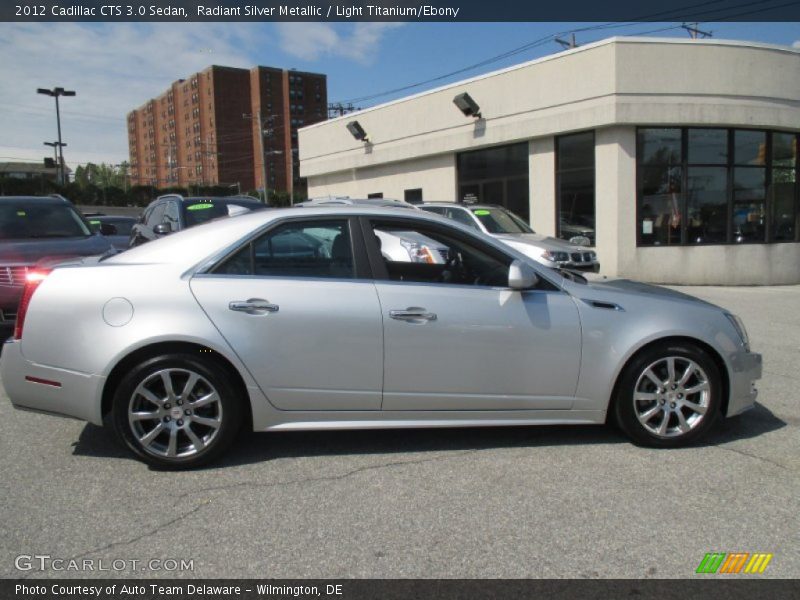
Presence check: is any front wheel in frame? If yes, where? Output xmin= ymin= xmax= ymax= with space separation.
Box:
xmin=111 ymin=353 xmax=244 ymax=468
xmin=614 ymin=343 xmax=722 ymax=447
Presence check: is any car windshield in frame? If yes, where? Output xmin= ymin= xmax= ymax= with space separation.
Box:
xmin=0 ymin=203 xmax=91 ymax=239
xmin=182 ymin=201 xmax=255 ymax=228
xmin=471 ymin=208 xmax=534 ymax=234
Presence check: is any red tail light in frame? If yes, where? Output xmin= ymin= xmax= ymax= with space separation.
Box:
xmin=14 ymin=269 xmax=51 ymax=340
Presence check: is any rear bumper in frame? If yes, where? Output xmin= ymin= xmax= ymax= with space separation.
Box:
xmin=1 ymin=338 xmax=105 ymax=425
xmin=726 ymin=350 xmax=762 ymax=417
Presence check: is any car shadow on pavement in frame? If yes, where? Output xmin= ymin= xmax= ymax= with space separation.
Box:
xmin=71 ymin=402 xmax=785 ymax=470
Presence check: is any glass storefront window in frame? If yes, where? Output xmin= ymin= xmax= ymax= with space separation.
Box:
xmin=557 ymin=132 xmax=595 ymax=245
xmin=639 ymin=166 xmax=682 ymax=246
xmin=687 ymin=167 xmax=728 ymax=244
xmin=638 ymin=128 xmax=799 ymax=246
xmin=638 ymin=128 xmax=681 ymax=165
xmin=773 ymin=133 xmax=796 ymax=168
xmin=457 ymin=142 xmax=530 ymax=221
xmin=771 ymin=169 xmax=796 ymax=241
xmin=735 ymin=130 xmax=767 ymax=166
xmin=688 ymin=129 xmax=728 ymax=165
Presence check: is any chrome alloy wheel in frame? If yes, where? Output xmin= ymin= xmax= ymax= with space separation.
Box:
xmin=128 ymin=368 xmax=223 ymax=458
xmin=633 ymin=357 xmax=711 ymax=438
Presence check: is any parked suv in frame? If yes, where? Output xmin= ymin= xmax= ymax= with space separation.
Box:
xmin=0 ymin=195 xmax=114 ymax=333
xmin=129 ymin=195 xmax=268 ymax=247
xmin=420 ymin=203 xmax=599 ymax=272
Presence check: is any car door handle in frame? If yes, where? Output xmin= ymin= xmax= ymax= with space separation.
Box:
xmin=228 ymin=298 xmax=279 ymax=314
xmin=389 ymin=307 xmax=437 ymax=322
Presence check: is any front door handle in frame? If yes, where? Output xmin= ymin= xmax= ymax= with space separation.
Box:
xmin=389 ymin=307 xmax=437 ymax=322
xmin=229 ymin=298 xmax=279 ymax=315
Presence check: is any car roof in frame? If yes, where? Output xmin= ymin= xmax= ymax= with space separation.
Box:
xmin=0 ymin=195 xmax=74 ymax=206
xmin=420 ymin=202 xmax=503 ymax=210
xmin=298 ymin=197 xmax=416 ymax=209
xmin=152 ymin=195 xmax=264 ymax=207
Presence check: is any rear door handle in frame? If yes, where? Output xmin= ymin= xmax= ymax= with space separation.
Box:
xmin=229 ymin=298 xmax=279 ymax=315
xmin=389 ymin=307 xmax=437 ymax=322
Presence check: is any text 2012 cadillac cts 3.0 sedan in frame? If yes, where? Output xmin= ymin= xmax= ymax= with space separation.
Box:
xmin=2 ymin=207 xmax=762 ymax=468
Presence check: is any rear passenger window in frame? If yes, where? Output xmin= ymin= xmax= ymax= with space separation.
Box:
xmin=214 ymin=219 xmax=355 ymax=279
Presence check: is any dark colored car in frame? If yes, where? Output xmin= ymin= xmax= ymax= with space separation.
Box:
xmin=0 ymin=195 xmax=114 ymax=332
xmin=129 ymin=195 xmax=268 ymax=247
xmin=87 ymin=215 xmax=138 ymax=252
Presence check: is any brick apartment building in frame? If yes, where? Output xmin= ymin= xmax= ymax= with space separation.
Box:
xmin=127 ymin=65 xmax=327 ymax=196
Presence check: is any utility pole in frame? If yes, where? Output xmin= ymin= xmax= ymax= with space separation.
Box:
xmin=555 ymin=33 xmax=578 ymax=50
xmin=37 ymin=87 xmax=76 ymax=185
xmin=682 ymin=23 xmax=712 ymax=39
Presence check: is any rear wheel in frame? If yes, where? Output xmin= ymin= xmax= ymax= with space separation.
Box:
xmin=614 ymin=343 xmax=722 ymax=447
xmin=111 ymin=353 xmax=243 ymax=468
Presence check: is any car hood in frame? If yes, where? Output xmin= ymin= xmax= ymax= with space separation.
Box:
xmin=493 ymin=233 xmax=586 ymax=253
xmin=572 ymin=274 xmax=718 ymax=308
xmin=0 ymin=235 xmax=112 ymax=264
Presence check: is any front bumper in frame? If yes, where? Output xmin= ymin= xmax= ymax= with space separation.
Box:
xmin=726 ymin=350 xmax=762 ymax=417
xmin=1 ymin=338 xmax=105 ymax=425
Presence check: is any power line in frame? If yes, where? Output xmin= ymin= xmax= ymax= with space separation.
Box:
xmin=333 ymin=0 xmax=794 ymax=107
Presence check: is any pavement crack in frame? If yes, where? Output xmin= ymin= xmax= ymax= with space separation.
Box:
xmin=178 ymin=449 xmax=480 ymax=501
xmin=715 ymin=443 xmax=792 ymax=471
xmin=30 ymin=499 xmax=212 ymax=577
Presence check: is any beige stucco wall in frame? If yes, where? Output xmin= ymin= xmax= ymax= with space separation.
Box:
xmin=304 ymin=153 xmax=456 ymax=201
xmin=299 ymin=37 xmax=800 ymax=284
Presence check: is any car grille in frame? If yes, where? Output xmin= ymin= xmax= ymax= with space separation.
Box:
xmin=0 ymin=309 xmax=17 ymax=323
xmin=569 ymin=253 xmax=594 ymax=264
xmin=0 ymin=265 xmax=29 ymax=288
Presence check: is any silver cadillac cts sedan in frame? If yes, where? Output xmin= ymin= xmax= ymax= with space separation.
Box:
xmin=2 ymin=207 xmax=762 ymax=468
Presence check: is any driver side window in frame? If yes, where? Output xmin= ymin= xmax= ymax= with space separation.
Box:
xmin=370 ymin=220 xmax=510 ymax=287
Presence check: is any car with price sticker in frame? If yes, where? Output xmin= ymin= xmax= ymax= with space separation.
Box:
xmin=128 ymin=194 xmax=267 ymax=248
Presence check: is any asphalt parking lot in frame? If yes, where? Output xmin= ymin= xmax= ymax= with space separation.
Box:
xmin=0 ymin=284 xmax=797 ymax=580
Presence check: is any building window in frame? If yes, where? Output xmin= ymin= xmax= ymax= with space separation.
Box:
xmin=556 ymin=131 xmax=595 ymax=246
xmin=367 ymin=193 xmax=383 ymax=199
xmin=404 ymin=188 xmax=423 ymax=204
xmin=637 ymin=127 xmax=798 ymax=246
xmin=456 ymin=142 xmax=529 ymax=221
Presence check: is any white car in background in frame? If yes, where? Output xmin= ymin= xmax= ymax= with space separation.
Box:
xmin=419 ymin=203 xmax=599 ymax=273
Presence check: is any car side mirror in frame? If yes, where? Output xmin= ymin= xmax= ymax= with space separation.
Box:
xmin=153 ymin=223 xmax=172 ymax=235
xmin=99 ymin=223 xmax=117 ymax=236
xmin=508 ymin=259 xmax=539 ymax=290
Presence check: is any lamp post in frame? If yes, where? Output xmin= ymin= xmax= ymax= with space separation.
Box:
xmin=37 ymin=87 xmax=76 ymax=185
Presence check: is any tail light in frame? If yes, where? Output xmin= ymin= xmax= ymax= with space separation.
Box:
xmin=14 ymin=269 xmax=51 ymax=339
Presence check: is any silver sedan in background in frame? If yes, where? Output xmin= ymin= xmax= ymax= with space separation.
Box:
xmin=1 ymin=207 xmax=761 ymax=468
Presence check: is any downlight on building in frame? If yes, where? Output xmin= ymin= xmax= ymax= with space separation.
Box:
xmin=299 ymin=37 xmax=800 ymax=285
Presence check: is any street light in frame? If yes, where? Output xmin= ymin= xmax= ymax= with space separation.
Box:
xmin=37 ymin=87 xmax=76 ymax=185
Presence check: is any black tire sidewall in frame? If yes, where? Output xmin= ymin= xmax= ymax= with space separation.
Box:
xmin=111 ymin=353 xmax=243 ymax=469
xmin=614 ymin=343 xmax=722 ymax=448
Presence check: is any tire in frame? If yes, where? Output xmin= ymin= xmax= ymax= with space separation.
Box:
xmin=613 ymin=342 xmax=722 ymax=448
xmin=111 ymin=353 xmax=244 ymax=469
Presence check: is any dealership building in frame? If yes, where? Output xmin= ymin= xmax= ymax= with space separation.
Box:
xmin=299 ymin=37 xmax=800 ymax=285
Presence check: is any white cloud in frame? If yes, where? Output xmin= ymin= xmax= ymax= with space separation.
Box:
xmin=0 ymin=22 xmax=263 ymax=168
xmin=793 ymin=40 xmax=800 ymax=48
xmin=276 ymin=22 xmax=402 ymax=64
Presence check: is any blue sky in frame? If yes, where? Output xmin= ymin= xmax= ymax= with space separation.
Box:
xmin=0 ymin=21 xmax=798 ymax=168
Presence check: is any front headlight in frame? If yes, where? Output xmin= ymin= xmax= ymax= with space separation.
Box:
xmin=541 ymin=250 xmax=569 ymax=263
xmin=725 ymin=313 xmax=750 ymax=350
